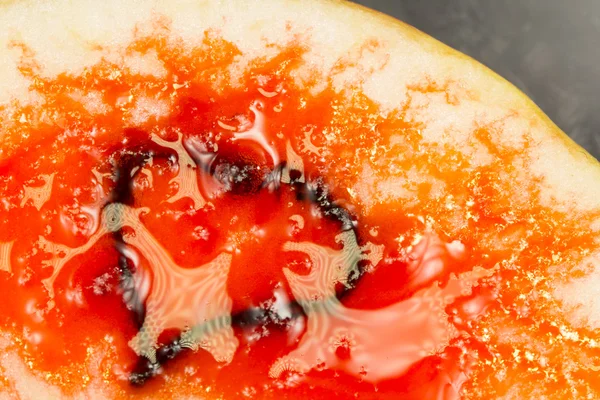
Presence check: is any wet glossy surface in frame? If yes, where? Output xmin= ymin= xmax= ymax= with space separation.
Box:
xmin=0 ymin=19 xmax=599 ymax=399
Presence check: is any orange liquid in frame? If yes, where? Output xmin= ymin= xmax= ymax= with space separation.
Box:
xmin=1 ymin=21 xmax=599 ymax=399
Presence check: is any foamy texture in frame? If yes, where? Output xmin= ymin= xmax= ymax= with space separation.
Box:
xmin=271 ymin=233 xmax=491 ymax=383
xmin=553 ymin=252 xmax=600 ymax=329
xmin=0 ymin=334 xmax=64 ymax=399
xmin=69 ymin=89 xmax=111 ymax=115
xmin=0 ymin=331 xmax=126 ymax=399
xmin=0 ymin=241 xmax=14 ymax=274
xmin=1 ymin=0 xmax=599 ymax=215
xmin=20 ymin=173 xmax=55 ymax=211
xmin=127 ymin=96 xmax=170 ymax=126
xmin=152 ymin=131 xmax=207 ymax=210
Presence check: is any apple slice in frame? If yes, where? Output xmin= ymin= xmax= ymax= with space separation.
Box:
xmin=1 ymin=0 xmax=599 ymax=399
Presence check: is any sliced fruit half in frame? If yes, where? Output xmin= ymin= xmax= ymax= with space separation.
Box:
xmin=0 ymin=0 xmax=599 ymax=399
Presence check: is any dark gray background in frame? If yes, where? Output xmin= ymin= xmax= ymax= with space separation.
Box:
xmin=352 ymin=0 xmax=600 ymax=161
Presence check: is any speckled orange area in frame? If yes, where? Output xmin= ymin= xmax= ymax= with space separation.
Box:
xmin=0 ymin=19 xmax=599 ymax=399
